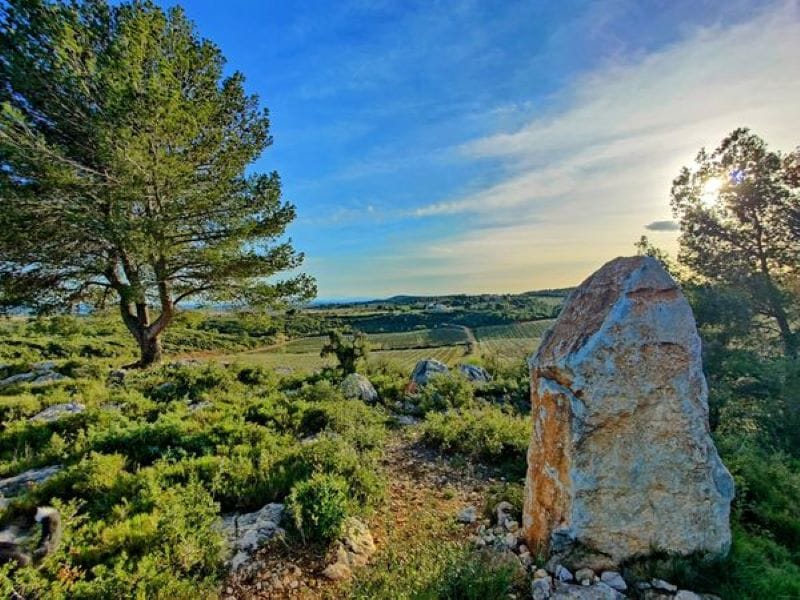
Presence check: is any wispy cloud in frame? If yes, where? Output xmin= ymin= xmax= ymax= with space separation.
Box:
xmin=387 ymin=1 xmax=800 ymax=293
xmin=418 ymin=2 xmax=800 ymax=222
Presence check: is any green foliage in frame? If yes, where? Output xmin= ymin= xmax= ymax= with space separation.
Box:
xmin=321 ymin=330 xmax=370 ymax=375
xmin=671 ymin=128 xmax=799 ymax=357
xmin=417 ymin=372 xmax=474 ymax=413
xmin=288 ymin=472 xmax=350 ymax=543
xmin=420 ymin=404 xmax=530 ymax=478
xmin=0 ymin=0 xmax=314 ymax=366
xmin=0 ymin=353 xmax=387 ymax=593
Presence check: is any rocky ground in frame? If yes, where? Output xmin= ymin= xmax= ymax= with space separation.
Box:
xmin=222 ymin=425 xmax=495 ymax=599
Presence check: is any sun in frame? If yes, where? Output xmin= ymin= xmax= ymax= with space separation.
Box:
xmin=700 ymin=176 xmax=723 ymax=207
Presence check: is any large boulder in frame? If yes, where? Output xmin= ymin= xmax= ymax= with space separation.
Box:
xmin=408 ymin=359 xmax=448 ymax=392
xmin=340 ymin=373 xmax=379 ymax=403
xmin=523 ymin=256 xmax=733 ymax=569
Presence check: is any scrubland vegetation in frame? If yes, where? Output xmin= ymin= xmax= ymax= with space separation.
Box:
xmin=0 ymin=0 xmax=797 ymax=598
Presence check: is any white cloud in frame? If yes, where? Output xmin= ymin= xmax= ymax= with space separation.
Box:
xmin=395 ymin=2 xmax=800 ymax=292
xmin=416 ymin=1 xmax=800 ymax=242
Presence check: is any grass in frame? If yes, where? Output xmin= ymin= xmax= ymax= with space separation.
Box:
xmin=216 ymin=342 xmax=472 ymax=375
xmin=473 ymin=320 xmax=554 ymax=340
xmin=474 ymin=320 xmax=552 ymax=362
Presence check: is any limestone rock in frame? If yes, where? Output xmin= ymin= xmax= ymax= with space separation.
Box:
xmin=0 ymin=372 xmax=38 ymax=387
xmin=600 ymin=572 xmax=626 ymax=592
xmin=532 ymin=576 xmax=553 ymax=600
xmin=553 ymin=582 xmax=624 ymax=599
xmin=495 ymin=500 xmax=515 ymax=526
xmin=457 ymin=505 xmax=477 ymax=523
xmin=32 ymin=372 xmax=67 ymax=385
xmin=0 ymin=465 xmax=62 ymax=497
xmin=321 ymin=517 xmax=375 ymax=580
xmin=30 ymin=402 xmax=85 ymax=422
xmin=575 ymin=568 xmax=595 ymax=585
xmin=523 ymin=256 xmax=734 ymax=567
xmin=222 ymin=503 xmax=285 ymax=571
xmin=340 ymin=373 xmax=378 ymax=403
xmin=408 ymin=359 xmax=448 ymax=391
xmin=651 ymin=579 xmax=677 ymax=593
xmin=457 ymin=363 xmax=492 ymax=383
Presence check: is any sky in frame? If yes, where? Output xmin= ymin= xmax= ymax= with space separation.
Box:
xmin=157 ymin=0 xmax=800 ymax=299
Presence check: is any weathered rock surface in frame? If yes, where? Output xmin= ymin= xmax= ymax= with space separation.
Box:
xmin=408 ymin=358 xmax=448 ymax=391
xmin=553 ymin=581 xmax=625 ymax=599
xmin=0 ymin=362 xmax=66 ymax=388
xmin=222 ymin=503 xmax=285 ymax=571
xmin=0 ymin=465 xmax=62 ymax=498
xmin=30 ymin=402 xmax=85 ymax=422
xmin=321 ymin=517 xmax=375 ymax=580
xmin=523 ymin=256 xmax=734 ymax=568
xmin=340 ymin=373 xmax=379 ymax=403
xmin=457 ymin=363 xmax=492 ymax=383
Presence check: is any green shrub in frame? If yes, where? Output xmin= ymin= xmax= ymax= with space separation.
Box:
xmin=288 ymin=472 xmax=349 ymax=543
xmin=421 ymin=404 xmax=530 ymax=477
xmin=417 ymin=372 xmax=474 ymax=413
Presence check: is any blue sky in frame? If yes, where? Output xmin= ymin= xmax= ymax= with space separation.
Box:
xmin=158 ymin=0 xmax=800 ymax=299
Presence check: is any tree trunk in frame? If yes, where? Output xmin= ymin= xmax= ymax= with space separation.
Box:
xmin=138 ymin=334 xmax=163 ymax=368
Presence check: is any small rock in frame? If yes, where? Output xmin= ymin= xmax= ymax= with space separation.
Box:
xmin=575 ymin=568 xmax=595 ymax=586
xmin=532 ymin=576 xmax=552 ymax=600
xmin=457 ymin=505 xmax=477 ymax=523
xmin=600 ymin=571 xmax=627 ymax=592
xmin=222 ymin=503 xmax=285 ymax=571
xmin=457 ymin=363 xmax=492 ymax=383
xmin=30 ymin=402 xmax=85 ymax=422
xmin=495 ymin=500 xmax=514 ymax=526
xmin=321 ymin=561 xmax=351 ymax=581
xmin=555 ymin=564 xmax=574 ymax=582
xmin=32 ymin=361 xmax=57 ymax=372
xmin=395 ymin=415 xmax=419 ymax=426
xmin=675 ymin=592 xmax=703 ymax=600
xmin=643 ymin=592 xmax=673 ymax=600
xmin=553 ymin=582 xmax=624 ymax=599
xmin=470 ymin=535 xmax=486 ymax=548
xmin=340 ymin=373 xmax=378 ymax=403
xmin=0 ymin=372 xmax=37 ymax=387
xmin=32 ymin=372 xmax=67 ymax=385
xmin=652 ymin=579 xmax=678 ymax=593
xmin=408 ymin=358 xmax=449 ymax=391
xmin=534 ymin=568 xmax=549 ymax=579
xmin=518 ymin=551 xmax=533 ymax=568
xmin=503 ymin=532 xmax=518 ymax=549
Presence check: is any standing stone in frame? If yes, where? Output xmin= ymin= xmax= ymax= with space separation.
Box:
xmin=523 ymin=256 xmax=734 ymax=568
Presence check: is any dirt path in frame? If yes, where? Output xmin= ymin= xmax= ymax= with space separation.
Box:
xmin=224 ymin=428 xmax=494 ymax=600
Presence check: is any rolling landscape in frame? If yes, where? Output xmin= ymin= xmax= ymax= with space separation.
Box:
xmin=0 ymin=1 xmax=799 ymax=600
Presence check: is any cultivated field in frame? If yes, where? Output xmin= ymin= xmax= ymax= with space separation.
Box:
xmin=474 ymin=320 xmax=554 ymax=362
xmin=217 ymin=320 xmax=554 ymax=374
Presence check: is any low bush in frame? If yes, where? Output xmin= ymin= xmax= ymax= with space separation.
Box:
xmin=420 ymin=404 xmax=530 ymax=478
xmin=417 ymin=372 xmax=474 ymax=413
xmin=288 ymin=472 xmax=350 ymax=543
